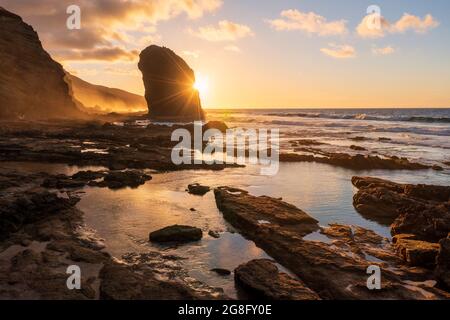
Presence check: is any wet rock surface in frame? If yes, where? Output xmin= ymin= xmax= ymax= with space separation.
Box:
xmin=280 ymin=151 xmax=435 ymax=171
xmin=352 ymin=176 xmax=450 ymax=241
xmin=138 ymin=45 xmax=204 ymax=121
xmin=0 ymin=120 xmax=237 ymax=172
xmin=392 ymin=234 xmax=440 ymax=267
xmin=234 ymin=259 xmax=320 ymax=300
xmin=0 ymin=171 xmax=225 ymax=300
xmin=187 ymin=183 xmax=211 ymax=196
xmin=149 ymin=225 xmax=203 ymax=243
xmin=214 ymin=186 xmax=450 ymax=299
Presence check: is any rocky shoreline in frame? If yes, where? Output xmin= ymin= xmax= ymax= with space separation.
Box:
xmin=0 ymin=120 xmax=449 ymax=300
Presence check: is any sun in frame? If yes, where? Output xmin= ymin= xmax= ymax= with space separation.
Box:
xmin=193 ymin=74 xmax=209 ymax=97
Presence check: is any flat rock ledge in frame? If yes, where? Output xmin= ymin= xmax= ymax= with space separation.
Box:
xmin=214 ymin=186 xmax=450 ymax=300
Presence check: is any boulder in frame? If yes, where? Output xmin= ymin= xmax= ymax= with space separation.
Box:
xmin=211 ymin=268 xmax=231 ymax=276
xmin=149 ymin=225 xmax=202 ymax=243
xmin=392 ymin=234 xmax=440 ymax=267
xmin=138 ymin=45 xmax=204 ymax=121
xmin=234 ymin=259 xmax=320 ymax=300
xmin=187 ymin=183 xmax=211 ymax=196
xmin=91 ymin=170 xmax=152 ymax=189
xmin=0 ymin=7 xmax=83 ymax=120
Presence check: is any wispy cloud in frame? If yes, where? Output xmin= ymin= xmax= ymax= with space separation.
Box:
xmin=54 ymin=47 xmax=139 ymax=62
xmin=189 ymin=20 xmax=254 ymax=42
xmin=320 ymin=44 xmax=356 ymax=59
xmin=1 ymin=0 xmax=222 ymax=61
xmin=357 ymin=13 xmax=439 ymax=38
xmin=372 ymin=46 xmax=395 ymax=56
xmin=183 ymin=50 xmax=201 ymax=58
xmin=224 ymin=45 xmax=241 ymax=53
xmin=267 ymin=9 xmax=348 ymax=36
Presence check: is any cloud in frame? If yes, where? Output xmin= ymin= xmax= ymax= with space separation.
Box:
xmin=357 ymin=13 xmax=439 ymax=38
xmin=224 ymin=45 xmax=241 ymax=53
xmin=392 ymin=13 xmax=439 ymax=33
xmin=54 ymin=47 xmax=139 ymax=62
xmin=372 ymin=46 xmax=395 ymax=56
xmin=1 ymin=0 xmax=222 ymax=61
xmin=320 ymin=44 xmax=356 ymax=59
xmin=267 ymin=9 xmax=348 ymax=36
xmin=190 ymin=20 xmax=254 ymax=41
xmin=183 ymin=50 xmax=201 ymax=58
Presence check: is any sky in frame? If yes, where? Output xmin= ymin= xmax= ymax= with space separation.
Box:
xmin=2 ymin=0 xmax=450 ymax=108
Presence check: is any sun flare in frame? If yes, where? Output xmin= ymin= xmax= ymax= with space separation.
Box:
xmin=193 ymin=74 xmax=209 ymax=97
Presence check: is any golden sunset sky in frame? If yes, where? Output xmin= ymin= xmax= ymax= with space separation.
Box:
xmin=2 ymin=0 xmax=450 ymax=108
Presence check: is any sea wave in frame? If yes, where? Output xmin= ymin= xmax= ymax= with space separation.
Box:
xmin=266 ymin=112 xmax=450 ymax=124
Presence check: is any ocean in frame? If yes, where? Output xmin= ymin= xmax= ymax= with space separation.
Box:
xmin=206 ymin=108 xmax=450 ymax=168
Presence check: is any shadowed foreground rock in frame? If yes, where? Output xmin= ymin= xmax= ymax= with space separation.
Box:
xmin=436 ymin=234 xmax=450 ymax=289
xmin=235 ymin=259 xmax=320 ymax=300
xmin=149 ymin=225 xmax=203 ymax=243
xmin=352 ymin=176 xmax=450 ymax=241
xmin=214 ymin=186 xmax=450 ymax=299
xmin=0 ymin=7 xmax=83 ymax=120
xmin=187 ymin=183 xmax=211 ymax=196
xmin=138 ymin=45 xmax=204 ymax=121
xmin=280 ymin=152 xmax=437 ymax=171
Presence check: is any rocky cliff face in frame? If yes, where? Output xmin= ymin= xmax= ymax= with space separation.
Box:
xmin=138 ymin=45 xmax=204 ymax=121
xmin=67 ymin=73 xmax=147 ymax=114
xmin=0 ymin=7 xmax=83 ymax=120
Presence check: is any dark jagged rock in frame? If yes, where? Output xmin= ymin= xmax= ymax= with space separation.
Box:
xmin=92 ymin=170 xmax=152 ymax=189
xmin=234 ymin=259 xmax=320 ymax=300
xmin=149 ymin=225 xmax=202 ymax=243
xmin=187 ymin=183 xmax=211 ymax=196
xmin=0 ymin=7 xmax=83 ymax=120
xmin=0 ymin=190 xmax=79 ymax=240
xmin=138 ymin=45 xmax=204 ymax=121
xmin=211 ymin=268 xmax=231 ymax=276
xmin=214 ymin=186 xmax=450 ymax=299
xmin=279 ymin=152 xmax=433 ymax=170
xmin=352 ymin=176 xmax=450 ymax=241
xmin=436 ymin=234 xmax=450 ymax=288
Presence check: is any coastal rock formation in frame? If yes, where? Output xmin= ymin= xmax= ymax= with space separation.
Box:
xmin=138 ymin=45 xmax=204 ymax=121
xmin=214 ymin=186 xmax=450 ymax=299
xmin=67 ymin=73 xmax=147 ymax=114
xmin=392 ymin=234 xmax=440 ymax=267
xmin=436 ymin=234 xmax=450 ymax=288
xmin=187 ymin=183 xmax=211 ymax=196
xmin=149 ymin=225 xmax=203 ymax=243
xmin=234 ymin=259 xmax=320 ymax=300
xmin=0 ymin=169 xmax=225 ymax=300
xmin=0 ymin=7 xmax=83 ymax=120
xmin=352 ymin=176 xmax=450 ymax=241
xmin=0 ymin=190 xmax=79 ymax=240
xmin=280 ymin=152 xmax=434 ymax=171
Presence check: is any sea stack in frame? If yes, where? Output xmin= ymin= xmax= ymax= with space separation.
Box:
xmin=138 ymin=45 xmax=204 ymax=121
xmin=0 ymin=7 xmax=83 ymax=120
